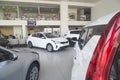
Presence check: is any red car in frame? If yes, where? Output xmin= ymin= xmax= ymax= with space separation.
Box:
xmin=86 ymin=11 xmax=120 ymax=80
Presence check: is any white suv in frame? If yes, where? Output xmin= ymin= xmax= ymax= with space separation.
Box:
xmin=64 ymin=30 xmax=81 ymax=40
xmin=27 ymin=32 xmax=69 ymax=52
xmin=64 ymin=30 xmax=81 ymax=47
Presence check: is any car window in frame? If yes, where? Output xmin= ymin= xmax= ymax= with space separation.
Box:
xmin=32 ymin=33 xmax=37 ymax=37
xmin=78 ymin=25 xmax=105 ymax=49
xmin=70 ymin=31 xmax=81 ymax=34
xmin=0 ymin=49 xmax=10 ymax=62
xmin=44 ymin=33 xmax=58 ymax=38
xmin=36 ymin=33 xmax=45 ymax=38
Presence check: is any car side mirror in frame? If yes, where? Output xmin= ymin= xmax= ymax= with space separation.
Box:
xmin=11 ymin=53 xmax=18 ymax=61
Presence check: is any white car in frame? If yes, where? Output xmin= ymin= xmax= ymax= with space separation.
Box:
xmin=71 ymin=11 xmax=118 ymax=80
xmin=27 ymin=32 xmax=69 ymax=52
xmin=0 ymin=46 xmax=40 ymax=80
xmin=64 ymin=29 xmax=81 ymax=40
xmin=63 ymin=30 xmax=81 ymax=47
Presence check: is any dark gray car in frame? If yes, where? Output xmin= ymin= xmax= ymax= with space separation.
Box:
xmin=0 ymin=47 xmax=40 ymax=80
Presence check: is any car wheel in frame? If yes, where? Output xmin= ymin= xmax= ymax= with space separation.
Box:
xmin=28 ymin=42 xmax=33 ymax=48
xmin=46 ymin=44 xmax=53 ymax=52
xmin=26 ymin=63 xmax=39 ymax=80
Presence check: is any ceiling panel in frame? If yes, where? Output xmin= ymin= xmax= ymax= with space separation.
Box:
xmin=42 ymin=0 xmax=101 ymax=3
xmin=69 ymin=0 xmax=100 ymax=3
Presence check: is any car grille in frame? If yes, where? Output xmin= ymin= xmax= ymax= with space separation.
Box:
xmin=61 ymin=41 xmax=68 ymax=44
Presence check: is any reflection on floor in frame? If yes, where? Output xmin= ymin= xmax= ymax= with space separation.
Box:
xmin=17 ymin=47 xmax=75 ymax=80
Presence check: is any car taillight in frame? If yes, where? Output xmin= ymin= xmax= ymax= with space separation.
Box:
xmin=86 ymin=11 xmax=120 ymax=80
xmin=86 ymin=35 xmax=105 ymax=80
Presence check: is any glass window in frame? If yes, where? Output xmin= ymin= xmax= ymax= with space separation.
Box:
xmin=37 ymin=33 xmax=44 ymax=38
xmin=0 ymin=6 xmax=17 ymax=20
xmin=39 ymin=7 xmax=60 ymax=20
xmin=32 ymin=33 xmax=37 ymax=37
xmin=77 ymin=8 xmax=91 ymax=21
xmin=44 ymin=33 xmax=58 ymax=38
xmin=70 ymin=31 xmax=81 ymax=34
xmin=69 ymin=6 xmax=91 ymax=21
xmin=19 ymin=7 xmax=38 ymax=20
xmin=78 ymin=25 xmax=105 ymax=49
xmin=0 ymin=49 xmax=10 ymax=62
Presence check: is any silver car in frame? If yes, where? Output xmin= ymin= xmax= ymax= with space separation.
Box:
xmin=0 ymin=46 xmax=40 ymax=80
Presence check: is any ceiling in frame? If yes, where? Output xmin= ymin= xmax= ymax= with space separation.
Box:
xmin=43 ymin=0 xmax=101 ymax=3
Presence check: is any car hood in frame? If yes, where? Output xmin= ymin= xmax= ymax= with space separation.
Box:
xmin=49 ymin=37 xmax=68 ymax=42
xmin=11 ymin=49 xmax=39 ymax=61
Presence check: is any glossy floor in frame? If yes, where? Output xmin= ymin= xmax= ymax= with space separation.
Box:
xmin=18 ymin=47 xmax=75 ymax=80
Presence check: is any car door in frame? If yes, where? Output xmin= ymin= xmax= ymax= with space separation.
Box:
xmin=29 ymin=33 xmax=38 ymax=47
xmin=0 ymin=49 xmax=24 ymax=80
xmin=36 ymin=33 xmax=47 ymax=48
xmin=85 ymin=11 xmax=120 ymax=80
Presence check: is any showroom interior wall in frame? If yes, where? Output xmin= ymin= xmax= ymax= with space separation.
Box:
xmin=91 ymin=0 xmax=120 ymax=21
xmin=0 ymin=0 xmax=95 ymax=38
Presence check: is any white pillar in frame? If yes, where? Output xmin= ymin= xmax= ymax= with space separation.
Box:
xmin=60 ymin=1 xmax=69 ymax=36
xmin=22 ymin=25 xmax=27 ymax=39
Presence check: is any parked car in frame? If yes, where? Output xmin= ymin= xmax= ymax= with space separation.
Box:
xmin=0 ymin=46 xmax=40 ymax=80
xmin=64 ymin=29 xmax=81 ymax=47
xmin=85 ymin=11 xmax=120 ymax=80
xmin=71 ymin=24 xmax=105 ymax=80
xmin=0 ymin=34 xmax=9 ymax=47
xmin=64 ymin=29 xmax=81 ymax=39
xmin=71 ymin=11 xmax=119 ymax=80
xmin=27 ymin=32 xmax=69 ymax=52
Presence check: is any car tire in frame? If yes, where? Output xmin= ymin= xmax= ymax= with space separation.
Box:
xmin=26 ymin=63 xmax=39 ymax=80
xmin=46 ymin=44 xmax=53 ymax=52
xmin=28 ymin=42 xmax=33 ymax=48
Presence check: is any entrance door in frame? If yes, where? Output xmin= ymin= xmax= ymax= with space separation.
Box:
xmin=13 ymin=26 xmax=22 ymax=39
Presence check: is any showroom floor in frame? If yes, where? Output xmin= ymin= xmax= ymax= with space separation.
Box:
xmin=18 ymin=47 xmax=76 ymax=80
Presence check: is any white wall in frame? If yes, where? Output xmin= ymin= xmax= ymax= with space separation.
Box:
xmin=92 ymin=0 xmax=120 ymax=21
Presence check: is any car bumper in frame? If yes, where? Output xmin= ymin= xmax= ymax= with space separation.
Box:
xmin=53 ymin=42 xmax=69 ymax=50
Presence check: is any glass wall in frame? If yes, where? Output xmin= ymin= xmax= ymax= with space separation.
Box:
xmin=0 ymin=5 xmax=60 ymax=20
xmin=77 ymin=8 xmax=91 ymax=21
xmin=69 ymin=6 xmax=91 ymax=21
xmin=39 ymin=7 xmax=60 ymax=20
xmin=0 ymin=4 xmax=90 ymax=21
xmin=19 ymin=6 xmax=38 ymax=20
xmin=0 ymin=6 xmax=17 ymax=20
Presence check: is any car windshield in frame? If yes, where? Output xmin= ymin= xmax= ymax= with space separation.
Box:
xmin=44 ymin=33 xmax=58 ymax=38
xmin=70 ymin=31 xmax=81 ymax=34
xmin=78 ymin=25 xmax=105 ymax=49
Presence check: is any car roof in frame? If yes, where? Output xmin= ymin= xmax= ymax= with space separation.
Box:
xmin=84 ymin=11 xmax=119 ymax=28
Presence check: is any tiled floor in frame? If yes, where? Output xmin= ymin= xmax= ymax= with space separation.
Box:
xmin=20 ymin=47 xmax=76 ymax=80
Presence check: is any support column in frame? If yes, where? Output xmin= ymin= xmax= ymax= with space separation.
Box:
xmin=22 ymin=25 xmax=27 ymax=39
xmin=60 ymin=1 xmax=69 ymax=36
